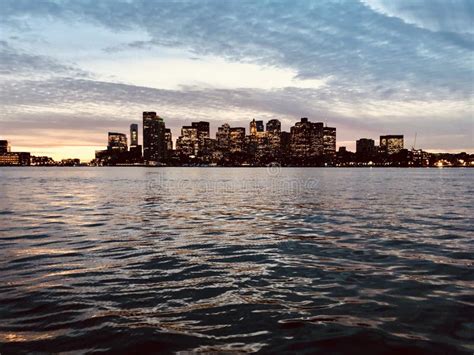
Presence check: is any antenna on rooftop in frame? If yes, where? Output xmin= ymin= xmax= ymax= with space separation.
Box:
xmin=412 ymin=132 xmax=417 ymax=150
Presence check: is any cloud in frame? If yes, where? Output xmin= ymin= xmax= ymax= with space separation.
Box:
xmin=0 ymin=0 xmax=472 ymax=156
xmin=362 ymin=0 xmax=474 ymax=34
xmin=1 ymin=76 xmax=471 ymax=153
xmin=0 ymin=41 xmax=89 ymax=78
xmin=1 ymin=0 xmax=472 ymax=97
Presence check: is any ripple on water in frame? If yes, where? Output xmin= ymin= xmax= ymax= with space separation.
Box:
xmin=0 ymin=167 xmax=472 ymax=354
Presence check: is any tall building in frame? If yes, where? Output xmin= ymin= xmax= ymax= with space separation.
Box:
xmin=216 ymin=123 xmax=231 ymax=151
xmin=191 ymin=121 xmax=210 ymax=155
xmin=323 ymin=126 xmax=336 ymax=157
xmin=290 ymin=118 xmax=324 ymax=162
xmin=229 ymin=127 xmax=246 ymax=153
xmin=176 ymin=126 xmax=198 ymax=157
xmin=380 ymin=135 xmax=404 ymax=155
xmin=143 ymin=112 xmax=167 ymax=163
xmin=108 ymin=132 xmax=128 ymax=152
xmin=0 ymin=140 xmax=10 ymax=153
xmin=130 ymin=124 xmax=138 ymax=147
xmin=356 ymin=138 xmax=375 ymax=159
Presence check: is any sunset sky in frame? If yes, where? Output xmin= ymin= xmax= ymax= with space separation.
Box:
xmin=0 ymin=0 xmax=473 ymax=161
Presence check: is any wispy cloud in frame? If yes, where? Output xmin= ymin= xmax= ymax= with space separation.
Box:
xmin=0 ymin=0 xmax=472 ymax=158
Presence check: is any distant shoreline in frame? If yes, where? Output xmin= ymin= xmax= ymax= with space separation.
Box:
xmin=1 ymin=165 xmax=472 ymax=169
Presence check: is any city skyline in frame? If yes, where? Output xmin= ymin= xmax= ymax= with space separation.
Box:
xmin=4 ymin=113 xmax=471 ymax=167
xmin=0 ymin=0 xmax=473 ymax=161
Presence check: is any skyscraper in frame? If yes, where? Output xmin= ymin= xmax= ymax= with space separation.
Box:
xmin=143 ymin=112 xmax=167 ymax=163
xmin=229 ymin=127 xmax=246 ymax=153
xmin=380 ymin=135 xmax=404 ymax=155
xmin=130 ymin=124 xmax=138 ymax=147
xmin=176 ymin=126 xmax=198 ymax=157
xmin=356 ymin=138 xmax=375 ymax=159
xmin=216 ymin=123 xmax=231 ymax=151
xmin=191 ymin=121 xmax=210 ymax=156
xmin=323 ymin=126 xmax=336 ymax=158
xmin=290 ymin=118 xmax=324 ymax=163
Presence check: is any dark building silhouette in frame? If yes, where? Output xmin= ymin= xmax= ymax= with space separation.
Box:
xmin=356 ymin=138 xmax=376 ymax=161
xmin=143 ymin=112 xmax=167 ymax=164
xmin=0 ymin=140 xmax=10 ymax=153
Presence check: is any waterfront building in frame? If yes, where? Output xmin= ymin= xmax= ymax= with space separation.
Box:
xmin=356 ymin=138 xmax=376 ymax=161
xmin=176 ymin=126 xmax=199 ymax=157
xmin=380 ymin=135 xmax=404 ymax=155
xmin=143 ymin=112 xmax=167 ymax=164
xmin=290 ymin=118 xmax=324 ymax=163
xmin=0 ymin=152 xmax=31 ymax=166
xmin=31 ymin=156 xmax=56 ymax=166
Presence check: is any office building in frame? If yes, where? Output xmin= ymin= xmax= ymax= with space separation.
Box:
xmin=216 ymin=123 xmax=231 ymax=151
xmin=380 ymin=135 xmax=404 ymax=155
xmin=323 ymin=126 xmax=336 ymax=157
xmin=0 ymin=152 xmax=30 ymax=166
xmin=229 ymin=127 xmax=246 ymax=153
xmin=356 ymin=138 xmax=376 ymax=160
xmin=290 ymin=118 xmax=324 ymax=161
xmin=176 ymin=126 xmax=199 ymax=157
xmin=143 ymin=112 xmax=167 ymax=163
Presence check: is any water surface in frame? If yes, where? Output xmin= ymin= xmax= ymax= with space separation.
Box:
xmin=0 ymin=167 xmax=473 ymax=353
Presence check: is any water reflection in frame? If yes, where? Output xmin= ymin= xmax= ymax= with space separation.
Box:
xmin=0 ymin=167 xmax=472 ymax=353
